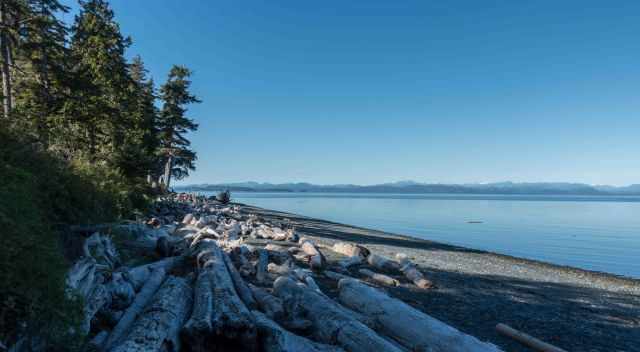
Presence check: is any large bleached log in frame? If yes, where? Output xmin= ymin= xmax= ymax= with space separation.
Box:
xmin=332 ymin=242 xmax=369 ymax=259
xmin=249 ymin=284 xmax=285 ymax=320
xmin=103 ymin=268 xmax=167 ymax=350
xmin=367 ymin=253 xmax=400 ymax=271
xmin=395 ymin=254 xmax=433 ymax=289
xmin=183 ymin=239 xmax=256 ymax=350
xmin=273 ymin=277 xmax=402 ymax=352
xmin=358 ymin=269 xmax=399 ymax=287
xmin=222 ymin=250 xmax=258 ymax=309
xmin=299 ymin=238 xmax=325 ymax=270
xmin=111 ymin=276 xmax=193 ymax=352
xmin=253 ymin=310 xmax=346 ymax=352
xmin=338 ymin=279 xmax=502 ymax=352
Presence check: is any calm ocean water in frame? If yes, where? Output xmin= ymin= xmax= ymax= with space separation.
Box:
xmin=203 ymin=192 xmax=640 ymax=278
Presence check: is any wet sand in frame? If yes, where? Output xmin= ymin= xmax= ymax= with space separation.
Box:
xmin=240 ymin=204 xmax=640 ymax=352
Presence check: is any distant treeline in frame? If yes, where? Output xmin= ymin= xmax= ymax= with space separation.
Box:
xmin=1 ymin=0 xmax=200 ymax=347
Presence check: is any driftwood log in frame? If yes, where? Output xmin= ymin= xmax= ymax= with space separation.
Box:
xmin=253 ymin=310 xmax=345 ymax=352
xmin=332 ymin=242 xmax=369 ymax=258
xmin=182 ymin=239 xmax=257 ymax=351
xmin=367 ymin=253 xmax=400 ymax=271
xmin=299 ymin=238 xmax=325 ymax=269
xmin=126 ymin=256 xmax=184 ymax=291
xmin=358 ymin=268 xmax=399 ymax=286
xmin=111 ymin=276 xmax=193 ymax=352
xmin=222 ymin=251 xmax=258 ymax=309
xmin=249 ymin=284 xmax=285 ymax=320
xmin=338 ymin=279 xmax=502 ymax=352
xmin=103 ymin=268 xmax=167 ymax=350
xmin=496 ymin=323 xmax=567 ymax=352
xmin=256 ymin=249 xmax=269 ymax=283
xmin=273 ymin=277 xmax=402 ymax=352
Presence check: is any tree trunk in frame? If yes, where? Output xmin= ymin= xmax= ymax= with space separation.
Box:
xmin=273 ymin=277 xmax=403 ymax=352
xmin=182 ymin=239 xmax=257 ymax=351
xmin=0 ymin=2 xmax=12 ymax=119
xmin=338 ymin=278 xmax=502 ymax=352
xmin=103 ymin=268 xmax=167 ymax=350
xmin=111 ymin=276 xmax=193 ymax=352
xmin=253 ymin=310 xmax=345 ymax=352
xmin=163 ymin=154 xmax=173 ymax=190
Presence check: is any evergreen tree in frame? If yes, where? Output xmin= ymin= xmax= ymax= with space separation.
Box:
xmin=67 ymin=0 xmax=132 ymax=160
xmin=158 ymin=65 xmax=200 ymax=189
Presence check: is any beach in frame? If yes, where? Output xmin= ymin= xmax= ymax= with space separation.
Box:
xmin=239 ymin=204 xmax=640 ymax=352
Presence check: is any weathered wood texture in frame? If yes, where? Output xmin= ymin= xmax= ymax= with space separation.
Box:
xmin=103 ymin=268 xmax=167 ymax=350
xmin=273 ymin=277 xmax=402 ymax=352
xmin=111 ymin=276 xmax=193 ymax=352
xmin=358 ymin=269 xmax=399 ymax=286
xmin=299 ymin=238 xmax=325 ymax=269
xmin=253 ymin=310 xmax=345 ymax=352
xmin=338 ymin=279 xmax=502 ymax=352
xmin=222 ymin=250 xmax=258 ymax=309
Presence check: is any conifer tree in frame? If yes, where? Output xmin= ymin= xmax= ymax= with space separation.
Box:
xmin=158 ymin=65 xmax=200 ymax=189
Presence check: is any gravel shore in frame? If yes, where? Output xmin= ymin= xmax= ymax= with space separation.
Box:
xmin=240 ymin=204 xmax=640 ymax=352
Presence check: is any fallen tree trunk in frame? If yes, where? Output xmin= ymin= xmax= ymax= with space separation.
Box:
xmin=223 ymin=251 xmax=258 ymax=310
xmin=111 ymin=276 xmax=193 ymax=352
xmin=126 ymin=256 xmax=184 ymax=291
xmin=367 ymin=253 xmax=400 ymax=271
xmin=358 ymin=269 xmax=399 ymax=286
xmin=183 ymin=239 xmax=257 ymax=351
xmin=273 ymin=277 xmax=402 ymax=352
xmin=332 ymin=242 xmax=369 ymax=258
xmin=253 ymin=310 xmax=345 ymax=352
xmin=338 ymin=279 xmax=502 ymax=352
xmin=103 ymin=268 xmax=167 ymax=350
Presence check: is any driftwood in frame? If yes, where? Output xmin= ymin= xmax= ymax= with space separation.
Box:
xmin=338 ymin=279 xmax=502 ymax=352
xmin=268 ymin=261 xmax=293 ymax=276
xmin=111 ymin=276 xmax=193 ymax=352
xmin=324 ymin=270 xmax=354 ymax=281
xmin=83 ymin=285 xmax=111 ymax=334
xmin=496 ymin=324 xmax=567 ymax=352
xmin=273 ymin=277 xmax=402 ymax=352
xmin=253 ymin=310 xmax=345 ymax=352
xmin=367 ymin=253 xmax=400 ymax=271
xmin=299 ymin=238 xmax=325 ymax=269
xmin=358 ymin=269 xmax=399 ymax=286
xmin=183 ymin=239 xmax=256 ymax=351
xmin=332 ymin=242 xmax=369 ymax=258
xmin=256 ymin=249 xmax=269 ymax=283
xmin=103 ymin=268 xmax=167 ymax=350
xmin=126 ymin=256 xmax=184 ymax=291
xmin=399 ymin=264 xmax=433 ymax=289
xmin=249 ymin=284 xmax=285 ymax=320
xmin=338 ymin=256 xmax=363 ymax=269
xmin=105 ymin=271 xmax=135 ymax=310
xmin=222 ymin=251 xmax=258 ymax=309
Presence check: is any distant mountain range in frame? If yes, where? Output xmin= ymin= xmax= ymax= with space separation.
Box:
xmin=176 ymin=181 xmax=640 ymax=196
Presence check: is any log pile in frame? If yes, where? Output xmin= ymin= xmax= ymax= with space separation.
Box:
xmin=12 ymin=193 xmax=503 ymax=352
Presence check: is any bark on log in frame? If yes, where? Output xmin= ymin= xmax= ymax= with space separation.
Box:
xmin=358 ymin=269 xmax=399 ymax=287
xmin=273 ymin=277 xmax=402 ymax=352
xmin=111 ymin=276 xmax=193 ymax=352
xmin=222 ymin=251 xmax=258 ymax=310
xmin=183 ymin=239 xmax=257 ymax=351
xmin=338 ymin=279 xmax=502 ymax=352
xmin=253 ymin=310 xmax=345 ymax=352
xmin=332 ymin=242 xmax=369 ymax=259
xmin=367 ymin=253 xmax=400 ymax=271
xmin=299 ymin=238 xmax=324 ymax=270
xmin=256 ymin=248 xmax=269 ymax=283
xmin=103 ymin=268 xmax=167 ymax=350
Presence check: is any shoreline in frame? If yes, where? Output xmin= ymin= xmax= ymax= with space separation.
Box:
xmin=238 ymin=203 xmax=640 ymax=351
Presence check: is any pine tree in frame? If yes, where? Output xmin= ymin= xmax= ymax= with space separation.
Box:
xmin=158 ymin=65 xmax=200 ymax=189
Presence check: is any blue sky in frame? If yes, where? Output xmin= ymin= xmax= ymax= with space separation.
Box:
xmin=61 ymin=1 xmax=640 ymax=186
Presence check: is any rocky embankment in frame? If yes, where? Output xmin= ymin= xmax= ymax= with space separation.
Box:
xmin=53 ymin=194 xmax=509 ymax=352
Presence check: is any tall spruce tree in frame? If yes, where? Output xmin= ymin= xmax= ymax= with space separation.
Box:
xmin=158 ymin=65 xmax=200 ymax=189
xmin=68 ymin=0 xmax=132 ymax=161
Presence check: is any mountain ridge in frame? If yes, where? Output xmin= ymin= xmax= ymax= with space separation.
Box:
xmin=176 ymin=181 xmax=640 ymax=195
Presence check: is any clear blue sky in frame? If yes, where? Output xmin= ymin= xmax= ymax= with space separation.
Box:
xmin=61 ymin=1 xmax=640 ymax=186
